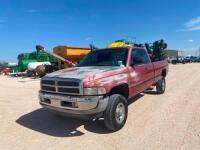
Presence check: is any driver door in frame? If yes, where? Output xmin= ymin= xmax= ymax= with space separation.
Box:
xmin=129 ymin=48 xmax=154 ymax=97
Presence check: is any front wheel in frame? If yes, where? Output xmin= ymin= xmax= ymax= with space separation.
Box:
xmin=104 ymin=94 xmax=128 ymax=131
xmin=156 ymin=77 xmax=166 ymax=94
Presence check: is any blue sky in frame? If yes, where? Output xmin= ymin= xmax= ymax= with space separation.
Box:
xmin=0 ymin=0 xmax=200 ymax=62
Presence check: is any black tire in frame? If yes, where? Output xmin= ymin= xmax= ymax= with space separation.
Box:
xmin=104 ymin=94 xmax=128 ymax=131
xmin=156 ymin=77 xmax=166 ymax=94
xmin=171 ymin=60 xmax=177 ymax=65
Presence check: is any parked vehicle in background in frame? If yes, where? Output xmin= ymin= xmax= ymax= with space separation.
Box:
xmin=190 ymin=56 xmax=199 ymax=62
xmin=165 ymin=49 xmax=184 ymax=63
xmin=184 ymin=56 xmax=191 ymax=63
xmin=39 ymin=46 xmax=168 ymax=131
xmin=171 ymin=56 xmax=185 ymax=64
xmin=0 ymin=68 xmax=11 ymax=75
xmin=0 ymin=61 xmax=8 ymax=73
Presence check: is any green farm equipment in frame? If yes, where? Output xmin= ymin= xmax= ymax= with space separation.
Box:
xmin=10 ymin=48 xmax=58 ymax=73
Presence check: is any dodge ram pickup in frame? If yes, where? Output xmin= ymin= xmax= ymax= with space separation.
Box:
xmin=39 ymin=46 xmax=168 ymax=131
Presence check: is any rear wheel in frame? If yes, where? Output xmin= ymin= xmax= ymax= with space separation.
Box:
xmin=104 ymin=94 xmax=128 ymax=131
xmin=156 ymin=77 xmax=166 ymax=94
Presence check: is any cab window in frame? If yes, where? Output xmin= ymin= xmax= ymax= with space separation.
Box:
xmin=131 ymin=48 xmax=150 ymax=65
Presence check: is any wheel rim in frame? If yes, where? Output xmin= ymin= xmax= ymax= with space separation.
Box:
xmin=162 ymin=79 xmax=165 ymax=91
xmin=115 ymin=102 xmax=126 ymax=124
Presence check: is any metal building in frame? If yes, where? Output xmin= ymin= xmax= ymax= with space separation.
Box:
xmin=165 ymin=49 xmax=184 ymax=59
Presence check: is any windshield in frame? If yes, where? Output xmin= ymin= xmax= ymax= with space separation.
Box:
xmin=78 ymin=48 xmax=128 ymax=67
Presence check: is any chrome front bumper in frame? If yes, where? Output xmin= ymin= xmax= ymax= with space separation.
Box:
xmin=39 ymin=91 xmax=109 ymax=116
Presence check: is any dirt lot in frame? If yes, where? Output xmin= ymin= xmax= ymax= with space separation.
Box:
xmin=0 ymin=64 xmax=200 ymax=150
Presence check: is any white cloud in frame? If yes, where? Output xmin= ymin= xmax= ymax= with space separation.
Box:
xmin=186 ymin=26 xmax=200 ymax=31
xmin=25 ymin=9 xmax=39 ymax=13
xmin=184 ymin=17 xmax=200 ymax=27
xmin=182 ymin=17 xmax=200 ymax=31
xmin=188 ymin=39 xmax=194 ymax=42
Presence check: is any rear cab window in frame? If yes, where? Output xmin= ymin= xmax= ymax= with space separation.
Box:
xmin=131 ymin=48 xmax=150 ymax=65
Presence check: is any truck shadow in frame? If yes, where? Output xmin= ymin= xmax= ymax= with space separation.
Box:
xmin=16 ymin=94 xmax=144 ymax=137
xmin=16 ymin=108 xmax=86 ymax=137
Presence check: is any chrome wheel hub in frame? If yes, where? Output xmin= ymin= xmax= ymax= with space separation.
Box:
xmin=115 ymin=102 xmax=125 ymax=124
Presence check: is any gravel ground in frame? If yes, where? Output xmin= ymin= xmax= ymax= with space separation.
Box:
xmin=0 ymin=64 xmax=200 ymax=150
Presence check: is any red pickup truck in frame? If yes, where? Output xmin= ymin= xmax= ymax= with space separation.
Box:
xmin=39 ymin=46 xmax=168 ymax=131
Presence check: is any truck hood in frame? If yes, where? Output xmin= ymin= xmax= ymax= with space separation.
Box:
xmin=45 ymin=66 xmax=125 ymax=81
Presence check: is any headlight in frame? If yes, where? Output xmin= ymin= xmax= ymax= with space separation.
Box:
xmin=83 ymin=87 xmax=106 ymax=95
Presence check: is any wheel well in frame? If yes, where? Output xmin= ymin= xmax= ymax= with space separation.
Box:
xmin=161 ymin=69 xmax=167 ymax=77
xmin=109 ymin=84 xmax=129 ymax=99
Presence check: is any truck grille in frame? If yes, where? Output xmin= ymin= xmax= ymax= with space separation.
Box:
xmin=57 ymin=81 xmax=79 ymax=86
xmin=41 ymin=80 xmax=55 ymax=85
xmin=41 ymin=78 xmax=82 ymax=95
xmin=42 ymin=86 xmax=56 ymax=92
